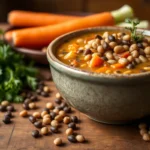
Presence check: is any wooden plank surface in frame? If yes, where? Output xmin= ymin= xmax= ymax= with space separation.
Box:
xmin=1 ymin=24 xmax=150 ymax=150
xmin=0 ymin=67 xmax=150 ymax=150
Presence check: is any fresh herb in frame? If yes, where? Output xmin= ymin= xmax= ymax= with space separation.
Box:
xmin=0 ymin=31 xmax=38 ymax=102
xmin=125 ymin=18 xmax=144 ymax=42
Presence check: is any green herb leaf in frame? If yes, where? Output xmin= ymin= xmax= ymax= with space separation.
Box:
xmin=0 ymin=31 xmax=38 ymax=102
xmin=125 ymin=18 xmax=144 ymax=42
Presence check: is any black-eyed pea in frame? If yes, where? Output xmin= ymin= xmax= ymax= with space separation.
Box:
xmin=105 ymin=38 xmax=110 ymax=43
xmin=33 ymin=112 xmax=41 ymax=118
xmin=88 ymin=39 xmax=94 ymax=45
xmin=78 ymin=47 xmax=84 ymax=51
xmin=63 ymin=116 xmax=71 ymax=124
xmin=140 ymin=128 xmax=148 ymax=136
xmin=41 ymin=111 xmax=48 ymax=118
xmin=144 ymin=47 xmax=150 ymax=55
xmin=122 ymin=35 xmax=130 ymax=41
xmin=19 ymin=110 xmax=28 ymax=117
xmin=131 ymin=50 xmax=139 ymax=58
xmin=108 ymin=35 xmax=115 ymax=42
xmin=76 ymin=135 xmax=85 ymax=143
xmin=43 ymin=117 xmax=51 ymax=125
xmin=43 ymin=86 xmax=49 ymax=93
xmin=109 ymin=42 xmax=117 ymax=49
xmin=66 ymin=128 xmax=73 ymax=135
xmin=107 ymin=60 xmax=117 ymax=64
xmin=112 ymin=33 xmax=117 ymax=38
xmin=97 ymin=45 xmax=104 ymax=54
xmin=41 ymin=127 xmax=49 ymax=135
xmin=129 ymin=44 xmax=138 ymax=52
xmin=53 ymin=108 xmax=59 ymax=115
xmin=29 ymin=102 xmax=36 ymax=109
xmin=118 ymin=58 xmax=128 ymax=65
xmin=139 ymin=123 xmax=147 ymax=129
xmin=1 ymin=101 xmax=9 ymax=107
xmin=127 ymin=56 xmax=133 ymax=62
xmin=55 ymin=115 xmax=63 ymax=122
xmin=84 ymin=54 xmax=92 ymax=61
xmin=102 ymin=32 xmax=109 ymax=38
xmin=142 ymin=42 xmax=149 ymax=48
xmin=135 ymin=58 xmax=141 ymax=64
xmin=54 ymin=138 xmax=62 ymax=146
xmin=46 ymin=102 xmax=54 ymax=110
xmin=100 ymin=40 xmax=105 ymax=45
xmin=139 ymin=49 xmax=145 ymax=55
xmin=143 ymin=133 xmax=150 ymax=141
xmin=102 ymin=42 xmax=109 ymax=50
xmin=91 ymin=41 xmax=98 ymax=49
xmin=105 ymin=52 xmax=113 ymax=60
xmin=123 ymin=45 xmax=129 ymax=51
xmin=117 ymin=32 xmax=123 ymax=38
xmin=139 ymin=55 xmax=147 ymax=63
xmin=59 ymin=110 xmax=66 ymax=117
xmin=43 ymin=114 xmax=51 ymax=119
xmin=55 ymin=92 xmax=62 ymax=99
xmin=114 ymin=45 xmax=124 ymax=54
xmin=95 ymin=38 xmax=100 ymax=44
xmin=51 ymin=120 xmax=59 ymax=127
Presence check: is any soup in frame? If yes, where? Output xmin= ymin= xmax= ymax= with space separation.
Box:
xmin=56 ymin=31 xmax=150 ymax=74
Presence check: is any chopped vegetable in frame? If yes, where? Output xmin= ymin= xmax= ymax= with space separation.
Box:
xmin=120 ymin=51 xmax=130 ymax=58
xmin=111 ymin=63 xmax=125 ymax=69
xmin=89 ymin=55 xmax=104 ymax=68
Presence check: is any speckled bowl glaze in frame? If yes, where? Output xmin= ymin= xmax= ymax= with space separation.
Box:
xmin=47 ymin=27 xmax=150 ymax=124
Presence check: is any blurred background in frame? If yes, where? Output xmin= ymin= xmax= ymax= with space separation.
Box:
xmin=0 ymin=0 xmax=150 ymax=22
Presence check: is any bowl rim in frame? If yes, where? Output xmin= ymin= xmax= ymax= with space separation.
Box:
xmin=47 ymin=26 xmax=150 ymax=82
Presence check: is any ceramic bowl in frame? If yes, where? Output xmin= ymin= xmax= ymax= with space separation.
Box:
xmin=47 ymin=26 xmax=150 ymax=124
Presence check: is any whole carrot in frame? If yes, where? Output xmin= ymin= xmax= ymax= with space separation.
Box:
xmin=10 ymin=5 xmax=133 ymax=49
xmin=8 ymin=10 xmax=80 ymax=27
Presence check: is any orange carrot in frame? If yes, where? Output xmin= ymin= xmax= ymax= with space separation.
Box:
xmin=96 ymin=66 xmax=109 ymax=73
xmin=120 ymin=51 xmax=130 ymax=58
xmin=8 ymin=10 xmax=80 ymax=27
xmin=111 ymin=63 xmax=125 ymax=69
xmin=4 ymin=30 xmax=13 ymax=42
xmin=9 ymin=5 xmax=133 ymax=48
xmin=89 ymin=55 xmax=104 ymax=68
xmin=11 ymin=12 xmax=114 ymax=48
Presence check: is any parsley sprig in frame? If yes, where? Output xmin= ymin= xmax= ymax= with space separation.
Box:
xmin=125 ymin=18 xmax=144 ymax=42
xmin=0 ymin=30 xmax=38 ymax=102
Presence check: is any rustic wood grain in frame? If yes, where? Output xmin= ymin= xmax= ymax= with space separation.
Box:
xmin=1 ymin=25 xmax=150 ymax=150
xmin=0 ymin=67 xmax=150 ymax=150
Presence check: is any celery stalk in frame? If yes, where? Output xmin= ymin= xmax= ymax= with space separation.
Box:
xmin=111 ymin=5 xmax=134 ymax=23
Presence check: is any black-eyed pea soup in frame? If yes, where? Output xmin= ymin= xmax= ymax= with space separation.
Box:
xmin=57 ymin=31 xmax=150 ymax=74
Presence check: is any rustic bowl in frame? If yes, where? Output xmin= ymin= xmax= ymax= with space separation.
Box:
xmin=47 ymin=26 xmax=150 ymax=124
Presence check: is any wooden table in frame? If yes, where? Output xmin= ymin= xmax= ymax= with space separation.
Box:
xmin=1 ymin=24 xmax=150 ymax=150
